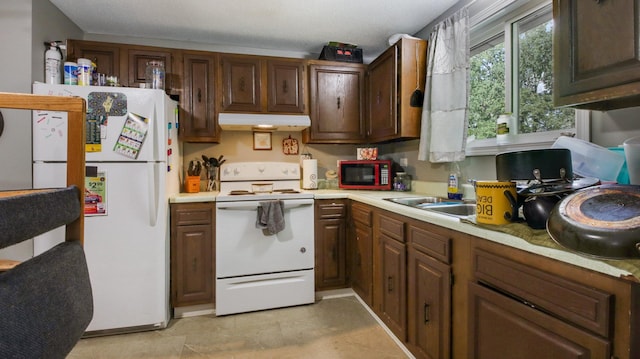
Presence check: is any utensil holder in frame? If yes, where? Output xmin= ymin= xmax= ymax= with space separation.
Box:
xmin=185 ymin=176 xmax=200 ymax=193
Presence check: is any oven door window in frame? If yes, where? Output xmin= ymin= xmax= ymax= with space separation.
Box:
xmin=342 ymin=165 xmax=375 ymax=185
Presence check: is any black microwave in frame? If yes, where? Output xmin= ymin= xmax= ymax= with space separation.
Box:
xmin=338 ymin=160 xmax=392 ymax=190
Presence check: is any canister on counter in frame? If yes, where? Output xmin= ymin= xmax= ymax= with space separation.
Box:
xmin=475 ymin=181 xmax=516 ymax=225
xmin=393 ymin=172 xmax=412 ymax=191
xmin=64 ymin=61 xmax=77 ymax=85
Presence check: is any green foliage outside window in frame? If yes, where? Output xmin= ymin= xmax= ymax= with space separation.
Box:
xmin=468 ymin=17 xmax=574 ymax=140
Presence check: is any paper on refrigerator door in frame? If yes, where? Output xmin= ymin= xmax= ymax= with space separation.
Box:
xmin=113 ymin=112 xmax=149 ymax=159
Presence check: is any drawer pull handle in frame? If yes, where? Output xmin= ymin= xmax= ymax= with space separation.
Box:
xmin=387 ymin=276 xmax=394 ymax=292
xmin=424 ymin=303 xmax=430 ymax=323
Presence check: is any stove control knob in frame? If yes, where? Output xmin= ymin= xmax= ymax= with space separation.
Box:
xmin=300 ymin=247 xmax=306 ymax=253
xmin=233 ymin=168 xmax=239 ymax=175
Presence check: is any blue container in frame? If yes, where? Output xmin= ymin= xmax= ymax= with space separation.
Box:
xmin=608 ymin=147 xmax=629 ymax=184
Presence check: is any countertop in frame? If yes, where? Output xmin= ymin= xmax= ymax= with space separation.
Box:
xmin=170 ymin=187 xmax=639 ymax=281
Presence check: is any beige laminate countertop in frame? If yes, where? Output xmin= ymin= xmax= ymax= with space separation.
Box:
xmin=170 ymin=188 xmax=634 ymax=281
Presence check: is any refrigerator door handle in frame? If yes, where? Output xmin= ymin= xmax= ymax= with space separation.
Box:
xmin=147 ymin=162 xmax=160 ymax=226
xmin=152 ymin=105 xmax=160 ymax=160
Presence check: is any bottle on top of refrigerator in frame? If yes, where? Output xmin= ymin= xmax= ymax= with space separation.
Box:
xmin=447 ymin=162 xmax=463 ymax=200
xmin=45 ymin=42 xmax=62 ymax=84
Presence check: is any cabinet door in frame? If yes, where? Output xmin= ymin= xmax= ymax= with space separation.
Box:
xmin=170 ymin=203 xmax=215 ymax=308
xmin=305 ymin=64 xmax=366 ymax=143
xmin=367 ymin=46 xmax=397 ymax=141
xmin=181 ymin=51 xmax=219 ymax=142
xmin=172 ymin=224 xmax=214 ymax=307
xmin=468 ymin=282 xmax=610 ymax=359
xmin=554 ymin=0 xmax=640 ymax=110
xmin=66 ymin=40 xmax=121 ymax=80
xmin=352 ymin=221 xmax=373 ymax=306
xmin=407 ymin=248 xmax=451 ymax=359
xmin=380 ymin=234 xmax=407 ymax=341
xmin=315 ymin=217 xmax=347 ymax=290
xmin=267 ymin=59 xmax=305 ymax=113
xmin=127 ymin=47 xmax=174 ymax=90
xmin=220 ymin=55 xmax=262 ymax=112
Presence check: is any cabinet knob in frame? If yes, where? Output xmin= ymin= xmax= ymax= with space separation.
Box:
xmin=197 ymin=88 xmax=202 ymax=103
xmin=337 ymin=96 xmax=341 ymax=109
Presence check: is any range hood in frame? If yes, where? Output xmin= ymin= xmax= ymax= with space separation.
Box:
xmin=218 ymin=113 xmax=311 ymax=131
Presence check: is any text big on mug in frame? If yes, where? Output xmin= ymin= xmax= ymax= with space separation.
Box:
xmin=475 ymin=181 xmax=516 ymax=225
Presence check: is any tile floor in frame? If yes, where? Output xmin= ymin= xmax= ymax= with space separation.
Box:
xmin=68 ymin=295 xmax=412 ymax=358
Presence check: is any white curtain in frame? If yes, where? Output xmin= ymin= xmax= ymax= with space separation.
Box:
xmin=417 ymin=8 xmax=470 ymax=163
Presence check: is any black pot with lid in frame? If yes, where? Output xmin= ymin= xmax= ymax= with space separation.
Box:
xmin=496 ymin=148 xmax=573 ymax=181
xmin=496 ymin=148 xmax=600 ymax=229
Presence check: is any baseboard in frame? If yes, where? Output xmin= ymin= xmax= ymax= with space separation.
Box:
xmin=173 ymin=303 xmax=215 ymax=318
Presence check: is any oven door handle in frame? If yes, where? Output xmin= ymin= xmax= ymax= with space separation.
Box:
xmin=216 ymin=198 xmax=314 ymax=210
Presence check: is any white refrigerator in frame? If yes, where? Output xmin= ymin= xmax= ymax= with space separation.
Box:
xmin=32 ymin=83 xmax=180 ymax=334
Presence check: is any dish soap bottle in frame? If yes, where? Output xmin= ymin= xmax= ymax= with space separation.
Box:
xmin=447 ymin=162 xmax=463 ymax=200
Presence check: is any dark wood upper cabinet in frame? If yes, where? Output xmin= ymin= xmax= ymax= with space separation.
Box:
xmin=181 ymin=51 xmax=218 ymax=142
xmin=368 ymin=46 xmax=397 ymax=141
xmin=127 ymin=47 xmax=175 ymax=91
xmin=304 ymin=62 xmax=366 ymax=143
xmin=367 ymin=37 xmax=426 ymax=142
xmin=220 ymin=55 xmax=306 ymax=114
xmin=553 ymin=0 xmax=640 ymax=110
xmin=220 ymin=54 xmax=262 ymax=112
xmin=66 ymin=39 xmax=122 ymax=81
xmin=267 ymin=59 xmax=305 ymax=113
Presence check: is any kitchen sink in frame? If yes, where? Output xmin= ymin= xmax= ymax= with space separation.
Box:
xmin=423 ymin=203 xmax=476 ymax=217
xmin=384 ymin=196 xmax=476 ymax=219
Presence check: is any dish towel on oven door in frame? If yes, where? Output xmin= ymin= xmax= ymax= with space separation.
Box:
xmin=256 ymin=200 xmax=285 ymax=235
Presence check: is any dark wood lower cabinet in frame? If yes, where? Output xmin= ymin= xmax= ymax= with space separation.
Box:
xmin=468 ymin=282 xmax=610 ymax=359
xmin=407 ymin=247 xmax=451 ymax=359
xmin=380 ymin=233 xmax=406 ymax=340
xmin=170 ymin=202 xmax=215 ymax=308
xmin=350 ymin=202 xmax=373 ymax=306
xmin=314 ymin=199 xmax=348 ymax=290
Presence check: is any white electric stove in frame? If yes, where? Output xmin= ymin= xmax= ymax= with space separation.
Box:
xmin=215 ymin=162 xmax=315 ymax=316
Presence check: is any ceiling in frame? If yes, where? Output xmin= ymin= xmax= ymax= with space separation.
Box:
xmin=49 ymin=0 xmax=460 ymax=61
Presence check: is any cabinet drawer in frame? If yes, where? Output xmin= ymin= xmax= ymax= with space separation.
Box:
xmin=351 ymin=203 xmax=372 ymax=226
xmin=378 ymin=213 xmax=405 ymax=242
xmin=473 ymin=248 xmax=612 ymax=338
xmin=408 ymin=223 xmax=451 ymax=264
xmin=316 ymin=200 xmax=347 ymax=219
xmin=172 ymin=203 xmax=213 ymax=226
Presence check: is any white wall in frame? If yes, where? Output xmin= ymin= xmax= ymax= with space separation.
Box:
xmin=0 ymin=0 xmax=81 ymax=260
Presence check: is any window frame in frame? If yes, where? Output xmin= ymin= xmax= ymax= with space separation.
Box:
xmin=465 ymin=0 xmax=589 ymax=157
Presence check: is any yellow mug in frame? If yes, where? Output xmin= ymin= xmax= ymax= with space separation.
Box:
xmin=475 ymin=181 xmax=517 ymax=225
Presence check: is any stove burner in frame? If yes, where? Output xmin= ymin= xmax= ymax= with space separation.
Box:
xmin=229 ymin=190 xmax=254 ymax=195
xmin=227 ymin=189 xmax=301 ymax=196
xmin=274 ymin=189 xmax=300 ymax=194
